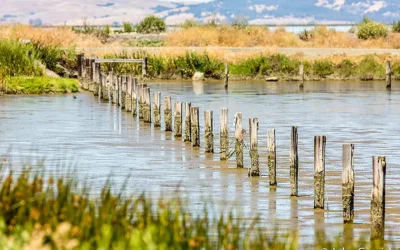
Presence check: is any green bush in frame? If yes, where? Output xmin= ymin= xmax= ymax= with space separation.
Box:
xmin=337 ymin=59 xmax=354 ymax=77
xmin=357 ymin=17 xmax=388 ymax=40
xmin=182 ymin=19 xmax=199 ymax=29
xmin=137 ymin=15 xmax=166 ymax=34
xmin=123 ymin=22 xmax=133 ymax=33
xmin=392 ymin=21 xmax=400 ymax=33
xmin=356 ymin=55 xmax=385 ymax=80
xmin=313 ymin=60 xmax=334 ymax=77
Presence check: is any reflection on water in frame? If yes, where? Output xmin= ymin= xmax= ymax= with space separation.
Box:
xmin=1 ymin=80 xmax=400 ymax=245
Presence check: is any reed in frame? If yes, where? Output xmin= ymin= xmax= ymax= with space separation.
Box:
xmin=4 ymin=77 xmax=79 ymax=94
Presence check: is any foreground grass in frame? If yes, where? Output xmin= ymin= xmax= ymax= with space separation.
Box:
xmin=0 ymin=167 xmax=391 ymax=249
xmin=3 ymin=77 xmax=79 ymax=94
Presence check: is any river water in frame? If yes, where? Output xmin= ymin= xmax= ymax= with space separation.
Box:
xmin=1 ymin=80 xmax=400 ymax=245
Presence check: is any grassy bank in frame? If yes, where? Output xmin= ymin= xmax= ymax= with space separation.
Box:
xmin=2 ymin=77 xmax=79 ymax=94
xmin=101 ymin=51 xmax=400 ymax=81
xmin=0 ymin=167 xmax=389 ymax=249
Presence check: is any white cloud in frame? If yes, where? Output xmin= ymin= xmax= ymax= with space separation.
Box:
xmin=365 ymin=1 xmax=387 ymax=13
xmin=164 ymin=13 xmax=195 ymax=25
xmin=248 ymin=4 xmax=279 ymax=13
xmin=383 ymin=11 xmax=399 ymax=17
xmin=316 ymin=0 xmax=346 ymax=11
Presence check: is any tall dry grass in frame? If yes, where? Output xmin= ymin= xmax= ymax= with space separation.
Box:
xmin=0 ymin=25 xmax=104 ymax=48
xmin=165 ymin=25 xmax=400 ymax=49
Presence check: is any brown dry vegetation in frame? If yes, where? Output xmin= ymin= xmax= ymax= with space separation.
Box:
xmin=0 ymin=25 xmax=105 ymax=47
xmin=165 ymin=26 xmax=400 ymax=49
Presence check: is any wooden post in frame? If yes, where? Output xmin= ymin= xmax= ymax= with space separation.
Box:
xmin=248 ymin=118 xmax=259 ymax=177
xmin=121 ymin=76 xmax=127 ymax=109
xmin=118 ymin=76 xmax=122 ymax=107
xmin=98 ymin=72 xmax=103 ymax=99
xmin=224 ymin=63 xmax=229 ymax=89
xmin=342 ymin=144 xmax=354 ymax=224
xmin=386 ymin=61 xmax=391 ymax=89
xmin=102 ymin=73 xmax=109 ymax=102
xmin=184 ymin=102 xmax=191 ymax=142
xmin=314 ymin=136 xmax=326 ymax=209
xmin=220 ymin=108 xmax=229 ymax=161
xmin=191 ymin=107 xmax=200 ymax=147
xmin=234 ymin=113 xmax=244 ymax=168
xmin=290 ymin=127 xmax=299 ymax=196
xmin=371 ymin=156 xmax=386 ymax=241
xmin=174 ymin=102 xmax=182 ymax=137
xmin=299 ymin=64 xmax=304 ymax=88
xmin=142 ymin=57 xmax=148 ymax=79
xmin=138 ymin=84 xmax=144 ymax=119
xmin=112 ymin=75 xmax=118 ymax=105
xmin=77 ymin=53 xmax=83 ymax=78
xmin=153 ymin=92 xmax=161 ymax=127
xmin=125 ymin=76 xmax=132 ymax=112
xmin=143 ymin=87 xmax=151 ymax=123
xmin=204 ymin=111 xmax=214 ymax=153
xmin=132 ymin=78 xmax=138 ymax=117
xmin=267 ymin=129 xmax=277 ymax=186
xmin=164 ymin=97 xmax=172 ymax=132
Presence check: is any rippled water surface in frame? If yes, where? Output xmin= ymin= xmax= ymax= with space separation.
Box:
xmin=1 ymin=80 xmax=400 ymax=245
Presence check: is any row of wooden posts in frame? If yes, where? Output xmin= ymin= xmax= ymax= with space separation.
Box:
xmin=77 ymin=54 xmax=388 ymax=241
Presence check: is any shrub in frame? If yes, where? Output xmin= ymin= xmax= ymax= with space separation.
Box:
xmin=313 ymin=60 xmax=334 ymax=77
xmin=392 ymin=21 xmax=400 ymax=33
xmin=182 ymin=19 xmax=199 ymax=29
xmin=356 ymin=55 xmax=385 ymax=80
xmin=104 ymin=25 xmax=111 ymax=35
xmin=137 ymin=15 xmax=166 ymax=34
xmin=357 ymin=17 xmax=388 ymax=40
xmin=123 ymin=22 xmax=133 ymax=33
xmin=337 ymin=59 xmax=354 ymax=77
xmin=298 ymin=29 xmax=314 ymax=41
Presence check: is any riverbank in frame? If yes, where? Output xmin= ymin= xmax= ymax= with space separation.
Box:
xmin=1 ymin=77 xmax=79 ymax=95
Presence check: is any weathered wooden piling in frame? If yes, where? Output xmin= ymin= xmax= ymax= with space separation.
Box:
xmin=94 ymin=62 xmax=100 ymax=97
xmin=224 ymin=63 xmax=229 ymax=89
xmin=143 ymin=87 xmax=151 ymax=123
xmin=77 ymin=53 xmax=83 ymax=78
xmin=386 ymin=61 xmax=391 ymax=89
xmin=371 ymin=156 xmax=386 ymax=241
xmin=102 ymin=73 xmax=109 ymax=102
xmin=121 ymin=76 xmax=127 ymax=109
xmin=174 ymin=102 xmax=182 ymax=137
xmin=84 ymin=59 xmax=90 ymax=90
xmin=98 ymin=72 xmax=103 ymax=99
xmin=112 ymin=75 xmax=118 ymax=104
xmin=191 ymin=107 xmax=200 ymax=147
xmin=138 ymin=84 xmax=145 ymax=119
xmin=248 ymin=118 xmax=259 ymax=177
xmin=125 ymin=76 xmax=132 ymax=112
xmin=184 ymin=102 xmax=192 ymax=142
xmin=299 ymin=64 xmax=304 ymax=88
xmin=132 ymin=78 xmax=138 ymax=116
xmin=220 ymin=108 xmax=229 ymax=161
xmin=290 ymin=126 xmax=299 ymax=196
xmin=142 ymin=57 xmax=148 ymax=79
xmin=164 ymin=97 xmax=172 ymax=132
xmin=314 ymin=136 xmax=326 ymax=209
xmin=234 ymin=113 xmax=244 ymax=168
xmin=153 ymin=92 xmax=161 ymax=127
xmin=267 ymin=129 xmax=277 ymax=186
xmin=118 ymin=76 xmax=123 ymax=107
xmin=204 ymin=111 xmax=214 ymax=153
xmin=342 ymin=144 xmax=354 ymax=224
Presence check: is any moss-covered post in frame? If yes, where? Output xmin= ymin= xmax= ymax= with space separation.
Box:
xmin=386 ymin=61 xmax=391 ymax=89
xmin=112 ymin=75 xmax=118 ymax=105
xmin=184 ymin=102 xmax=192 ymax=142
xmin=143 ymin=87 xmax=151 ymax=123
xmin=125 ymin=76 xmax=132 ymax=112
xmin=224 ymin=63 xmax=229 ymax=89
xmin=204 ymin=111 xmax=214 ymax=153
xmin=102 ymin=73 xmax=109 ymax=102
xmin=164 ymin=97 xmax=172 ymax=132
xmin=142 ymin=57 xmax=148 ymax=79
xmin=234 ymin=113 xmax=244 ymax=168
xmin=94 ymin=63 xmax=101 ymax=97
xmin=118 ymin=76 xmax=123 ymax=107
xmin=77 ymin=53 xmax=83 ymax=78
xmin=174 ymin=102 xmax=182 ymax=137
xmin=268 ymin=129 xmax=277 ymax=186
xmin=121 ymin=76 xmax=127 ymax=109
xmin=314 ymin=136 xmax=326 ymax=209
xmin=371 ymin=156 xmax=386 ymax=241
xmin=342 ymin=144 xmax=354 ymax=224
xmin=248 ymin=118 xmax=259 ymax=177
xmin=138 ymin=84 xmax=144 ymax=119
xmin=153 ymin=92 xmax=161 ymax=127
xmin=299 ymin=64 xmax=304 ymax=88
xmin=132 ymin=78 xmax=138 ymax=117
xmin=220 ymin=108 xmax=229 ymax=161
xmin=290 ymin=126 xmax=299 ymax=196
xmin=191 ymin=107 xmax=200 ymax=147
xmin=84 ymin=59 xmax=90 ymax=90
